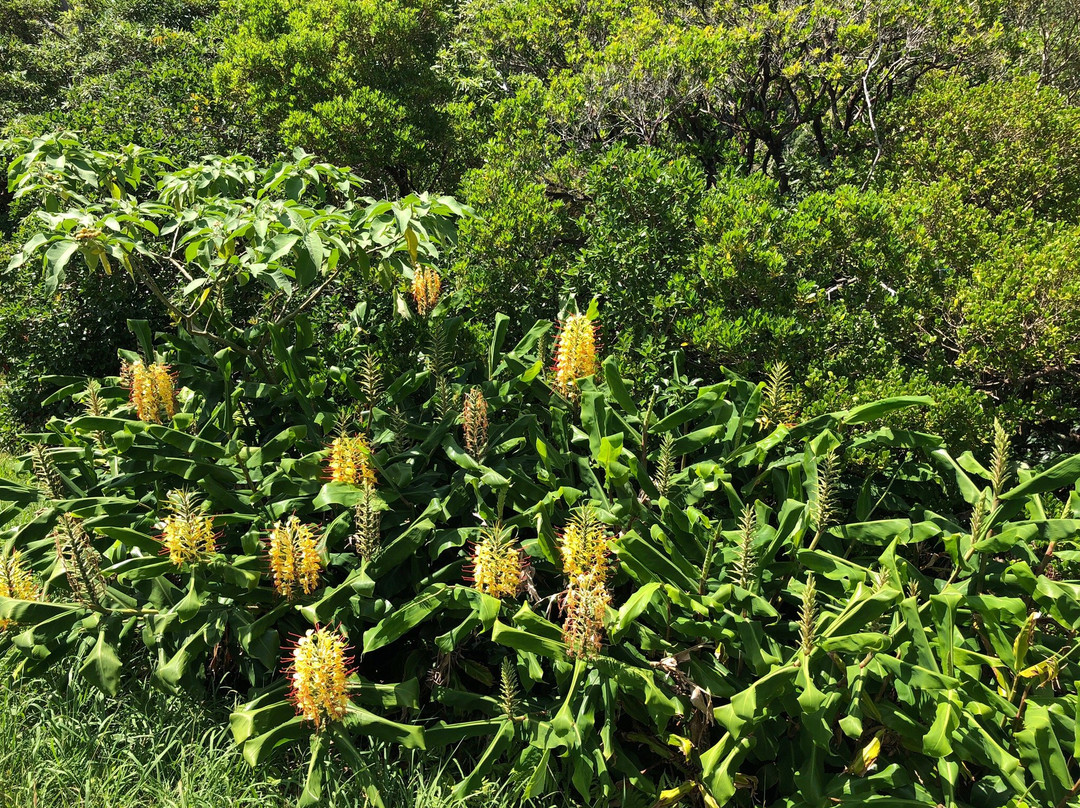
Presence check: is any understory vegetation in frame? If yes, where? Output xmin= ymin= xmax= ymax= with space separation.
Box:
xmin=2 ymin=2 xmax=1080 ymax=808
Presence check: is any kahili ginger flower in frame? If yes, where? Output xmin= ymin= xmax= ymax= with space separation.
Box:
xmin=157 ymin=489 xmax=217 ymax=566
xmin=552 ymin=313 xmax=598 ymax=400
xmin=411 ymin=266 xmax=442 ymax=316
xmin=288 ymin=626 xmax=353 ymax=730
xmin=121 ymin=358 xmax=177 ymax=423
xmin=268 ymin=516 xmax=322 ymax=600
xmin=469 ymin=522 xmax=526 ymax=599
xmin=559 ymin=508 xmax=611 ymax=586
xmin=462 ymin=387 xmax=489 ymax=458
xmin=0 ymin=550 xmax=41 ymax=630
xmin=327 ymin=435 xmax=377 ymax=487
xmin=562 ymin=577 xmax=611 ymax=658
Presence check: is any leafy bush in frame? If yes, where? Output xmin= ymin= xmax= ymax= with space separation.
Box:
xmin=213 ymin=0 xmax=467 ymax=194
xmin=2 ymin=139 xmax=1080 ymax=808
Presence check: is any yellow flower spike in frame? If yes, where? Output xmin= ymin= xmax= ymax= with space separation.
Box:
xmin=121 ymin=358 xmax=177 ymax=423
xmin=268 ymin=516 xmax=323 ymax=600
xmin=462 ymin=387 xmax=489 ymax=458
xmin=558 ymin=508 xmax=611 ymax=586
xmin=411 ymin=266 xmax=442 ymax=316
xmin=288 ymin=626 xmax=354 ymax=730
xmin=157 ymin=489 xmax=217 ymax=566
xmin=562 ymin=576 xmax=611 ymax=659
xmin=469 ymin=522 xmax=526 ymax=599
xmin=327 ymin=436 xmax=377 ymax=487
xmin=0 ymin=550 xmax=42 ymax=631
xmin=552 ymin=313 xmax=598 ymax=401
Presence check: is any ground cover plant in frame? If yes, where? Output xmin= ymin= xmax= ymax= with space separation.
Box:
xmin=2 ymin=137 xmax=1080 ymax=807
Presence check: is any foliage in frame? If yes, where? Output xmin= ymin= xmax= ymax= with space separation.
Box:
xmin=0 ymin=0 xmax=244 ymax=159
xmin=4 ymin=134 xmax=466 ymax=398
xmin=3 ymin=139 xmax=1080 ymax=801
xmin=886 ymin=75 xmax=1080 ymax=222
xmin=0 ymin=651 xmax=548 ymax=808
xmin=213 ymin=0 xmax=468 ymax=195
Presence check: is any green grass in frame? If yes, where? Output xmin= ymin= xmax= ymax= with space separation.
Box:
xmin=0 ymin=655 xmax=561 ymax=808
xmin=0 ymin=451 xmax=35 ymax=529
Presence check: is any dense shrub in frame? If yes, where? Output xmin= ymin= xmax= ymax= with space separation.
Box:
xmin=213 ymin=0 xmax=468 ymax=195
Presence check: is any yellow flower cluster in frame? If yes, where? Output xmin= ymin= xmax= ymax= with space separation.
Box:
xmin=552 ymin=314 xmax=598 ymax=400
xmin=562 ymin=578 xmax=611 ymax=659
xmin=411 ymin=266 xmax=442 ymax=316
xmin=157 ymin=490 xmax=217 ymax=566
xmin=327 ymin=436 xmax=376 ymax=487
xmin=559 ymin=508 xmax=612 ymax=658
xmin=121 ymin=359 xmax=177 ymax=424
xmin=0 ymin=551 xmax=41 ymax=631
xmin=289 ymin=627 xmax=352 ymax=730
xmin=470 ymin=523 xmax=524 ymax=599
xmin=462 ymin=387 xmax=489 ymax=458
xmin=559 ymin=508 xmax=611 ymax=585
xmin=268 ymin=516 xmax=322 ymax=600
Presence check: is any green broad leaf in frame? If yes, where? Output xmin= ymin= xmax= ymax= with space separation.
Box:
xmin=352 ymin=677 xmax=420 ymax=711
xmin=1001 ymin=454 xmax=1080 ymax=500
xmin=0 ymin=478 xmax=41 ymax=505
xmin=491 ymin=620 xmax=567 ymax=658
xmin=300 ymin=569 xmax=371 ymax=625
xmin=450 ymin=720 xmax=514 ymax=800
xmin=297 ymin=732 xmax=326 ymax=808
xmin=928 ymin=449 xmax=982 ymax=505
xmin=0 ymin=597 xmax=82 ymax=624
xmin=602 ymin=357 xmax=638 ymax=415
xmin=841 ymin=396 xmax=933 ymax=424
xmin=922 ymin=698 xmax=958 ymax=757
xmin=241 ymin=716 xmax=308 ymax=767
xmin=850 ymin=428 xmax=944 ymax=450
xmin=818 ymin=633 xmax=891 ymax=653
xmin=230 ymin=699 xmax=295 ymax=745
xmin=92 ymin=526 xmax=160 ymax=553
xmin=109 ymin=556 xmax=175 ymax=582
xmin=652 ymin=384 xmax=730 ymax=433
xmin=699 ymin=731 xmax=754 ymax=805
xmin=820 ymin=585 xmax=900 ymax=639
xmin=43 ymin=240 xmax=80 ymax=293
xmin=80 ymin=630 xmax=123 ymax=695
xmin=312 ymin=481 xmax=369 ymax=509
xmin=145 ymin=425 xmax=226 ymax=458
xmin=488 ymin=313 xmax=510 ymax=375
xmin=424 ymin=720 xmax=502 ymax=748
xmin=362 ymin=584 xmax=453 ymax=652
xmin=714 ymin=665 xmax=798 ymax=737
xmin=612 ymin=582 xmax=664 ymax=641
xmin=343 ymin=704 xmax=425 ymax=748
xmin=368 ymin=499 xmax=441 ymax=575
xmin=829 ymin=519 xmax=940 ymax=546
xmin=1016 ymin=701 xmax=1072 ymax=805
xmin=246 ymin=425 xmax=307 ymax=466
xmin=176 ymin=574 xmax=204 ymax=622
